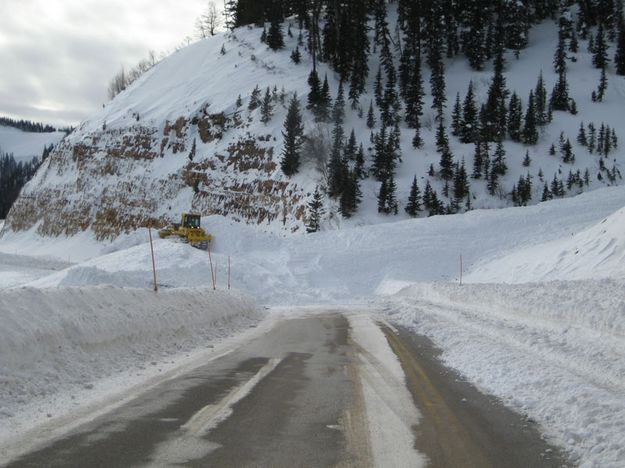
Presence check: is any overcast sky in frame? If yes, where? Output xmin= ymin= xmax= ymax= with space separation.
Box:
xmin=1 ymin=0 xmax=211 ymax=127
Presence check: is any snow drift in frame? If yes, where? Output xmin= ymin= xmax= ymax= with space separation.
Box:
xmin=384 ymin=281 xmax=625 ymax=468
xmin=0 ymin=286 xmax=260 ymax=425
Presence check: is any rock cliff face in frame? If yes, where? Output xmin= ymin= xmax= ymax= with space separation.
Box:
xmin=6 ymin=112 xmax=308 ymax=240
xmin=3 ymin=28 xmax=314 ymax=240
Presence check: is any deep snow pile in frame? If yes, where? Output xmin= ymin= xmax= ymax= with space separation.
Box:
xmin=0 ymin=286 xmax=260 ymax=443
xmin=5 ymin=184 xmax=625 ymax=299
xmin=0 ymin=125 xmax=64 ymax=162
xmin=467 ymin=204 xmax=625 ymax=283
xmin=383 ymin=281 xmax=625 ymax=468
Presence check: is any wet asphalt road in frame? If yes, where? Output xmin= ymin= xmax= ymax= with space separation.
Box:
xmin=5 ymin=312 xmax=569 ymax=468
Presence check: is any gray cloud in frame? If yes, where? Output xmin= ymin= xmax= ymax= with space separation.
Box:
xmin=0 ymin=0 xmax=208 ymax=127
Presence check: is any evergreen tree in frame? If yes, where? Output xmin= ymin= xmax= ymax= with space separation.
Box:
xmin=535 ymin=71 xmax=549 ymax=125
xmin=593 ymin=23 xmax=610 ymax=69
xmin=492 ymin=141 xmax=508 ymax=176
xmin=595 ymin=67 xmax=609 ymax=102
xmin=429 ymin=31 xmax=447 ymax=120
xmin=267 ymin=20 xmax=284 ymax=50
xmin=561 ymin=138 xmax=575 ymax=163
xmin=577 ymin=122 xmax=588 ymax=146
xmin=436 ymin=120 xmax=454 ymax=181
xmin=248 ymin=85 xmax=261 ymax=111
xmin=307 ymin=70 xmax=321 ymax=113
xmin=616 ymin=16 xmax=625 ymax=75
xmin=451 ymin=93 xmax=463 ymax=137
xmin=453 ymin=159 xmax=470 ymax=204
xmin=280 ymin=94 xmax=304 ymax=176
xmin=487 ymin=167 xmax=499 ymax=196
xmin=306 ymin=187 xmax=325 ymax=233
xmin=355 ymin=144 xmax=366 ymax=180
xmin=460 ymin=81 xmax=479 ymax=144
xmin=343 ymin=130 xmax=358 ymax=162
xmin=260 ymin=87 xmax=274 ymax=124
xmin=290 ymin=47 xmax=301 ymax=64
xmin=481 ymin=49 xmax=509 ymax=141
xmin=367 ymin=101 xmax=376 ymax=129
xmin=318 ymin=76 xmax=332 ymax=122
xmin=405 ymin=48 xmax=425 ymax=132
xmin=541 ymin=182 xmax=552 ymax=201
xmin=522 ymin=90 xmax=539 ymax=145
xmin=523 ymin=150 xmax=531 ymax=167
xmin=472 ymin=141 xmax=484 ymax=179
xmin=507 ymin=91 xmax=523 ymax=142
xmin=405 ymin=176 xmax=422 ymax=217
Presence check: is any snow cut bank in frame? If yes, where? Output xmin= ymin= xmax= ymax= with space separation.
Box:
xmin=0 ymin=287 xmax=261 ymax=436
xmin=384 ymin=281 xmax=625 ymax=468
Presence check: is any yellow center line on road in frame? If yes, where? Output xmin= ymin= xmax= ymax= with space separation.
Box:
xmin=380 ymin=324 xmax=493 ymax=468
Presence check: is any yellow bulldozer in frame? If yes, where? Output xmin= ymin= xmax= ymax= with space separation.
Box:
xmin=158 ymin=213 xmax=213 ymax=250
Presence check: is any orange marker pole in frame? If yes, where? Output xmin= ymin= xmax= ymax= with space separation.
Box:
xmin=148 ymin=227 xmax=158 ymax=292
xmin=208 ymin=245 xmax=216 ymax=290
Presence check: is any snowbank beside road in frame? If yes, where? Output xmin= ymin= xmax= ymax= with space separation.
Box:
xmin=384 ymin=281 xmax=625 ymax=468
xmin=0 ymin=286 xmax=261 ymax=444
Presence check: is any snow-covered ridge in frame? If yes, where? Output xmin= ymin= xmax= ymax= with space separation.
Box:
xmin=3 ymin=10 xmax=625 ymax=242
xmin=0 ymin=126 xmax=64 ymax=163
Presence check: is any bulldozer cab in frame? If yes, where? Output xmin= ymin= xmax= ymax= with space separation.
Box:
xmin=182 ymin=213 xmax=201 ymax=229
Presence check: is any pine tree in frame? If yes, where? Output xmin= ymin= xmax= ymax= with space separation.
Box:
xmin=616 ymin=16 xmax=625 ymax=75
xmin=561 ymin=138 xmax=575 ymax=163
xmin=593 ymin=23 xmax=610 ymax=69
xmin=405 ymin=48 xmax=424 ymax=132
xmin=374 ymin=66 xmax=384 ymax=108
xmin=332 ymin=81 xmax=346 ymax=126
xmin=472 ymin=141 xmax=484 ymax=179
xmin=534 ymin=71 xmax=548 ymax=125
xmin=366 ymin=101 xmax=376 ymax=129
xmin=290 ymin=47 xmax=301 ymax=64
xmin=317 ymin=76 xmax=332 ymax=122
xmin=385 ymin=173 xmax=398 ymax=215
xmin=541 ymin=182 xmax=552 ymax=201
xmin=487 ymin=167 xmax=499 ymax=196
xmin=355 ymin=144 xmax=366 ymax=180
xmin=523 ymin=150 xmax=531 ymax=167
xmin=577 ymin=122 xmax=588 ymax=146
xmin=507 ymin=92 xmax=523 ymax=142
xmin=405 ymin=176 xmax=422 ymax=217
xmin=260 ymin=87 xmax=273 ymax=124
xmin=522 ymin=90 xmax=539 ymax=145
xmin=453 ymin=160 xmax=469 ymax=204
xmin=248 ymin=85 xmax=261 ymax=111
xmin=280 ymin=94 xmax=304 ymax=176
xmin=451 ymin=93 xmax=463 ymax=137
xmin=343 ymin=130 xmax=358 ymax=161
xmin=492 ymin=141 xmax=507 ymax=176
xmin=307 ymin=70 xmax=321 ymax=113
xmin=595 ymin=67 xmax=608 ymax=102
xmin=306 ymin=187 xmax=325 ymax=233
xmin=460 ymin=81 xmax=478 ymax=144
xmin=436 ymin=120 xmax=454 ymax=181
xmin=267 ymin=16 xmax=285 ymax=50
xmin=481 ymin=49 xmax=509 ymax=141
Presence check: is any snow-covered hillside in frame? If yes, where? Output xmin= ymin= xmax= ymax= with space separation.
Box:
xmin=0 ymin=125 xmax=64 ymax=163
xmin=2 ymin=6 xmax=625 ymax=241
